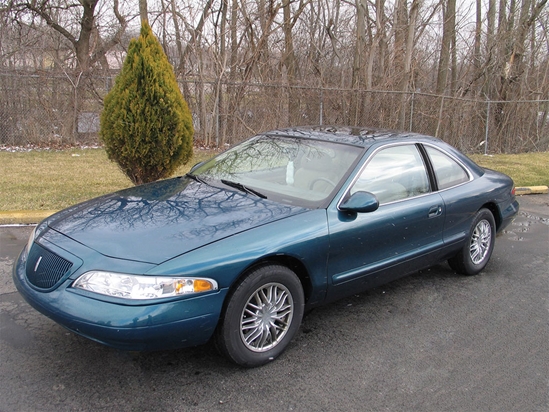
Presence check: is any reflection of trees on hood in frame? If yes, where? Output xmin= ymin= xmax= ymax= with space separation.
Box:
xmin=51 ymin=176 xmax=303 ymax=241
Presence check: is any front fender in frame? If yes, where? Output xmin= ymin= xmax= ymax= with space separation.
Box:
xmin=148 ymin=209 xmax=330 ymax=306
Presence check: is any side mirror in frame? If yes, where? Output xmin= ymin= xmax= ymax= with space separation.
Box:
xmin=339 ymin=191 xmax=379 ymax=213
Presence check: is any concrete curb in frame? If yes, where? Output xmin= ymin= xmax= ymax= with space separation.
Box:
xmin=514 ymin=186 xmax=549 ymax=196
xmin=0 ymin=186 xmax=547 ymax=225
xmin=0 ymin=210 xmax=58 ymax=225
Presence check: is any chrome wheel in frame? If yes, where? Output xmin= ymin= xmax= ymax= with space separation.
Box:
xmin=216 ymin=264 xmax=304 ymax=366
xmin=240 ymin=282 xmax=294 ymax=352
xmin=448 ymin=208 xmax=496 ymax=276
xmin=469 ymin=219 xmax=492 ymax=264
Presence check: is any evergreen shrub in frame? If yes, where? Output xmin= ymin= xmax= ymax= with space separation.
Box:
xmin=100 ymin=22 xmax=193 ymax=185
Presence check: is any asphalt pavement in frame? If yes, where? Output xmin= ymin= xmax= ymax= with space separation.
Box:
xmin=0 ymin=194 xmax=548 ymax=411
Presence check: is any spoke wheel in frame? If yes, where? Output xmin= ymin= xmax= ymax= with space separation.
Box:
xmin=240 ymin=283 xmax=293 ymax=352
xmin=449 ymin=208 xmax=496 ymax=276
xmin=469 ymin=219 xmax=492 ymax=264
xmin=216 ymin=264 xmax=304 ymax=367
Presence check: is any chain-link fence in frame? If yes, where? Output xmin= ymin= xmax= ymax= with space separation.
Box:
xmin=1 ymin=70 xmax=548 ymax=153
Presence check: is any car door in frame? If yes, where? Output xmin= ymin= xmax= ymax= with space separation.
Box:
xmin=422 ymin=145 xmax=477 ymax=247
xmin=326 ymin=143 xmax=445 ymax=302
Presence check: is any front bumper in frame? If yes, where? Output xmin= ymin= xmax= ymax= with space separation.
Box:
xmin=13 ymin=246 xmax=227 ymax=351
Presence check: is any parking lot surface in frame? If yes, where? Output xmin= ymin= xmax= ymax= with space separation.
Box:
xmin=1 ymin=194 xmax=548 ymax=411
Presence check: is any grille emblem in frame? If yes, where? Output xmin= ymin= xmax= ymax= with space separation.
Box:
xmin=26 ymin=244 xmax=73 ymax=289
xmin=33 ymin=256 xmax=43 ymax=273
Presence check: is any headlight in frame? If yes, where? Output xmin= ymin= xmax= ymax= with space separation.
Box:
xmin=72 ymin=271 xmax=218 ymax=300
xmin=26 ymin=227 xmax=36 ymax=253
xmin=26 ymin=221 xmax=49 ymax=252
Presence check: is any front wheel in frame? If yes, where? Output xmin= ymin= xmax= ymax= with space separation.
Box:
xmin=216 ymin=264 xmax=304 ymax=367
xmin=448 ymin=208 xmax=496 ymax=276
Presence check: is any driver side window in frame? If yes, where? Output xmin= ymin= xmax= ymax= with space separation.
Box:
xmin=351 ymin=145 xmax=430 ymax=204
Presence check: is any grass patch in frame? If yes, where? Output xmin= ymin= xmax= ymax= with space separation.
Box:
xmin=469 ymin=152 xmax=549 ymax=187
xmin=0 ymin=148 xmax=215 ymax=211
xmin=0 ymin=149 xmax=546 ymax=212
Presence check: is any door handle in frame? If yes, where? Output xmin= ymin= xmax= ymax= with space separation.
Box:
xmin=428 ymin=205 xmax=443 ymax=218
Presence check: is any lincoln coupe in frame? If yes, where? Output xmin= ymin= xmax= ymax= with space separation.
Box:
xmin=13 ymin=126 xmax=519 ymax=367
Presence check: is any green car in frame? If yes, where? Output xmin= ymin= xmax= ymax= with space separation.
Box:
xmin=13 ymin=126 xmax=519 ymax=367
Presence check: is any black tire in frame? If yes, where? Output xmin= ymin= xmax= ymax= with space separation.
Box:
xmin=216 ymin=264 xmax=304 ymax=367
xmin=448 ymin=208 xmax=496 ymax=276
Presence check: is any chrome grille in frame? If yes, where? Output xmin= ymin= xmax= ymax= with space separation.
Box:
xmin=26 ymin=243 xmax=73 ymax=289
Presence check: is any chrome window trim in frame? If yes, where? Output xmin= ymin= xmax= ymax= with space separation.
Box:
xmin=337 ymin=142 xmax=429 ymax=210
xmin=422 ymin=143 xmax=474 ymax=191
xmin=337 ymin=141 xmax=475 ymax=211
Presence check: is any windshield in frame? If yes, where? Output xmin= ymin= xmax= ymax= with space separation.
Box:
xmin=191 ymin=135 xmax=363 ymax=208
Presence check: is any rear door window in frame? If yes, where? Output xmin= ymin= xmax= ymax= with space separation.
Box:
xmin=425 ymin=146 xmax=470 ymax=190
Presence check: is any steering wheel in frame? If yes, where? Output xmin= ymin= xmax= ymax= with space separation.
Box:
xmin=309 ymin=177 xmax=337 ymax=190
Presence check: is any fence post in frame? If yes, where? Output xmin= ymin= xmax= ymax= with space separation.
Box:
xmin=319 ymin=88 xmax=323 ymax=126
xmin=435 ymin=95 xmax=445 ymax=138
xmin=215 ymin=86 xmax=219 ymax=147
xmin=409 ymin=92 xmax=415 ymax=131
xmin=484 ymin=99 xmax=490 ymax=155
xmin=71 ymin=72 xmax=83 ymax=144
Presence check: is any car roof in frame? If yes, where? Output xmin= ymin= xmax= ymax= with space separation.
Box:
xmin=263 ymin=125 xmax=440 ymax=148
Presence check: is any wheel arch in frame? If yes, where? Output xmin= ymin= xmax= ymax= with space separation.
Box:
xmin=214 ymin=255 xmax=308 ymax=366
xmin=480 ymin=202 xmax=501 ymax=230
xmin=224 ymin=255 xmax=313 ymax=308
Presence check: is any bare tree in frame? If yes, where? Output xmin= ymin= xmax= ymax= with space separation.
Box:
xmin=436 ymin=0 xmax=456 ymax=95
xmin=499 ymin=0 xmax=548 ymax=101
xmin=139 ymin=0 xmax=148 ymax=24
xmin=6 ymin=0 xmax=126 ymax=74
xmin=398 ymin=0 xmax=421 ymax=128
xmin=282 ymin=0 xmax=310 ymax=125
xmin=3 ymin=0 xmax=127 ymax=141
xmin=349 ymin=0 xmax=368 ymax=125
xmin=1 ymin=0 xmax=548 ymax=151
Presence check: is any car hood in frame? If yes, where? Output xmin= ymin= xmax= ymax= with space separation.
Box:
xmin=46 ymin=176 xmax=308 ymax=264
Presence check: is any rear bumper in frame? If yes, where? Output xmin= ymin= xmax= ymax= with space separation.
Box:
xmin=498 ymin=198 xmax=520 ymax=232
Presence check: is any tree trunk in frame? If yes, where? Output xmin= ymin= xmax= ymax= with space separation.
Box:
xmin=169 ymin=0 xmax=189 ymax=100
xmin=436 ymin=0 xmax=456 ymax=95
xmin=350 ymin=0 xmax=368 ymax=125
xmin=393 ymin=0 xmax=408 ymax=91
xmin=139 ymin=0 xmax=148 ymax=24
xmin=398 ymin=0 xmax=420 ymax=129
xmin=226 ymin=0 xmax=240 ymax=144
xmin=282 ymin=0 xmax=300 ymax=125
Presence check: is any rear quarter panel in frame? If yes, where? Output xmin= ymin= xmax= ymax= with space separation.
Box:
xmin=439 ymin=169 xmax=517 ymax=249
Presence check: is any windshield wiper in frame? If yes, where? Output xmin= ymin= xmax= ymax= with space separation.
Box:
xmin=221 ymin=179 xmax=267 ymax=199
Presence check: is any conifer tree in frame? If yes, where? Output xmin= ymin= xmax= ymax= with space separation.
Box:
xmin=100 ymin=22 xmax=193 ymax=185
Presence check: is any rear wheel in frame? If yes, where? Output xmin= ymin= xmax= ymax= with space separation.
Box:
xmin=448 ymin=208 xmax=496 ymax=275
xmin=216 ymin=264 xmax=304 ymax=367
